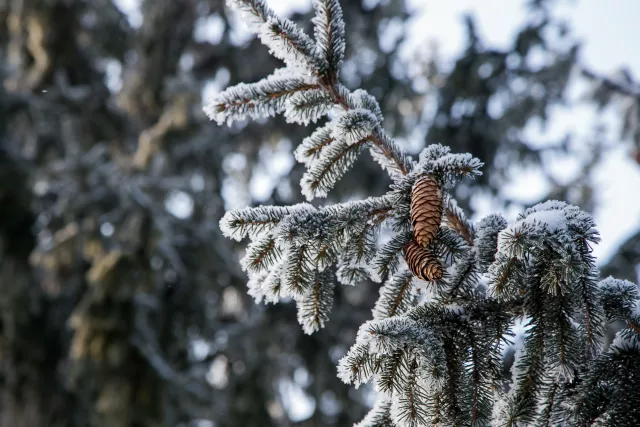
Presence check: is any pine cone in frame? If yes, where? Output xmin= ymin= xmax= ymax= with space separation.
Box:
xmin=403 ymin=239 xmax=443 ymax=281
xmin=410 ymin=176 xmax=443 ymax=247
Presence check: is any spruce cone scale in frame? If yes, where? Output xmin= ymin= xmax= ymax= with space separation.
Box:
xmin=410 ymin=176 xmax=443 ymax=247
xmin=403 ymin=239 xmax=443 ymax=281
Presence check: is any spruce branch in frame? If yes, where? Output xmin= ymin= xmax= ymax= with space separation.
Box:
xmin=204 ymin=69 xmax=319 ymax=125
xmin=283 ymin=88 xmax=333 ymax=125
xmin=297 ymin=268 xmax=335 ymax=334
xmin=317 ymin=83 xmax=411 ymax=177
xmin=444 ymin=196 xmax=475 ymax=246
xmin=240 ymin=233 xmax=281 ymax=275
xmin=281 ymin=243 xmax=315 ymax=297
xmin=311 ymin=0 xmax=346 ymax=77
xmin=390 ymin=355 xmax=430 ymax=427
xmin=337 ymin=343 xmax=382 ymax=388
xmin=300 ymin=137 xmax=367 ymax=200
xmin=219 ymin=203 xmax=315 ymax=241
xmin=247 ymin=262 xmax=284 ymax=304
xmin=355 ymin=397 xmax=395 ymax=427
xmin=369 ymin=230 xmax=413 ymax=283
xmin=294 ymin=123 xmax=334 ymax=165
xmin=373 ymin=269 xmax=416 ymax=320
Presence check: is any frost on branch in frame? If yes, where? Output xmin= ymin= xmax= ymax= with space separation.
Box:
xmin=240 ymin=234 xmax=280 ymax=274
xmin=349 ymin=89 xmax=384 ymax=122
xmin=333 ymin=109 xmax=378 ymax=145
xmin=368 ymin=230 xmax=412 ymax=283
xmin=203 ymin=68 xmax=318 ymax=125
xmin=311 ymin=0 xmax=346 ymax=75
xmin=354 ymin=397 xmax=394 ymax=427
xmin=226 ymin=0 xmax=273 ymax=30
xmin=373 ymin=269 xmax=416 ymax=320
xmin=219 ymin=203 xmax=315 ymax=241
xmin=293 ymin=123 xmax=334 ymax=165
xmin=283 ymin=89 xmax=333 ymax=125
xmin=296 ymin=268 xmax=335 ymax=334
xmin=259 ymin=15 xmax=320 ymax=71
xmin=300 ymin=138 xmax=365 ymax=200
xmin=474 ymin=213 xmax=508 ymax=274
xmin=209 ymin=1 xmax=639 ymax=425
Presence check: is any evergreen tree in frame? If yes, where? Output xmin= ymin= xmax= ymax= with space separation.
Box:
xmin=208 ymin=1 xmax=640 ymax=426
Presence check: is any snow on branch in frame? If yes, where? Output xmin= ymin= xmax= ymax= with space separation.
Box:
xmin=204 ymin=69 xmax=319 ymax=125
xmin=219 ymin=203 xmax=315 ymax=241
xmin=296 ymin=268 xmax=335 ymax=334
xmin=284 ymin=88 xmax=333 ymax=125
xmin=300 ymin=137 xmax=367 ymax=200
xmin=496 ymin=200 xmax=599 ymax=259
xmin=311 ymin=0 xmax=346 ymax=76
xmin=294 ymin=123 xmax=334 ymax=165
xmin=333 ymin=109 xmax=379 ymax=145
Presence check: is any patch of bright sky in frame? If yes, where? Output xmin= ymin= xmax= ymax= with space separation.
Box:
xmin=112 ymin=0 xmax=142 ymax=28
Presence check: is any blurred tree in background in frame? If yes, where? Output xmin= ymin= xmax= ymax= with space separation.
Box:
xmin=0 ymin=0 xmax=637 ymax=426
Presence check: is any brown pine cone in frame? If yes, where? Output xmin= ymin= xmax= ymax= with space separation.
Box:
xmin=411 ymin=176 xmax=443 ymax=247
xmin=403 ymin=239 xmax=443 ymax=281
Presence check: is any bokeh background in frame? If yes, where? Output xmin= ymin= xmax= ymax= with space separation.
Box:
xmin=0 ymin=0 xmax=638 ymax=426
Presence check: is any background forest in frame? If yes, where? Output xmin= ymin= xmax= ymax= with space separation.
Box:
xmin=0 ymin=0 xmax=638 ymax=426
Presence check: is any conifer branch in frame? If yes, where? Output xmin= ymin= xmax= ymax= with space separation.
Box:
xmin=319 ymin=82 xmax=411 ymax=176
xmin=444 ymin=196 xmax=475 ymax=246
xmin=210 ymin=3 xmax=640 ymax=425
xmin=373 ymin=269 xmax=416 ymax=320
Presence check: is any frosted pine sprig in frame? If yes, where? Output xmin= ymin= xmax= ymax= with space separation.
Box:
xmin=294 ymin=123 xmax=334 ymax=165
xmin=373 ymin=269 xmax=416 ymax=319
xmin=300 ymin=138 xmax=365 ymax=200
xmin=349 ymin=89 xmax=384 ymax=122
xmin=283 ymin=88 xmax=333 ymax=125
xmin=311 ymin=0 xmax=346 ymax=76
xmin=219 ymin=203 xmax=315 ymax=241
xmin=203 ymin=68 xmax=318 ymax=125
xmin=226 ymin=0 xmax=273 ymax=30
xmin=296 ymin=268 xmax=335 ymax=334
xmin=259 ymin=15 xmax=321 ymax=72
xmin=333 ymin=109 xmax=379 ymax=145
xmin=354 ymin=397 xmax=394 ymax=427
